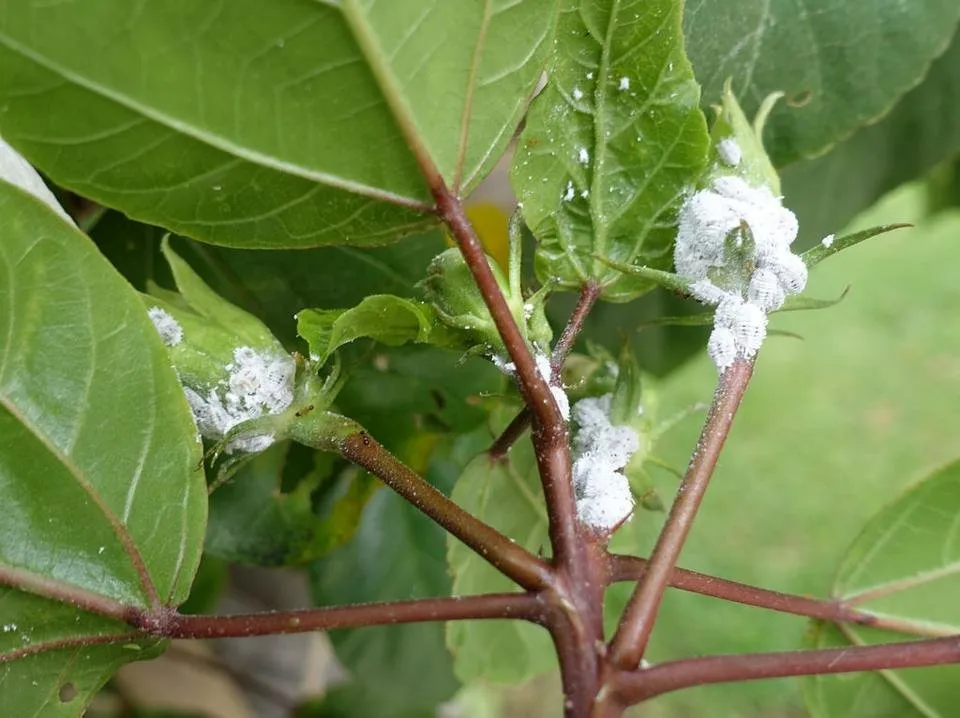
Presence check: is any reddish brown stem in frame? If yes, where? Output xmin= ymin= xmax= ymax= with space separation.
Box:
xmin=339 ymin=430 xmax=553 ymax=591
xmin=432 ymin=181 xmax=582 ymax=576
xmin=148 ymin=593 xmax=544 ymax=639
xmin=612 ymin=636 xmax=960 ymax=704
xmin=489 ymin=408 xmax=533 ymax=460
xmin=552 ymin=281 xmax=602 ymax=369
xmin=489 ymin=281 xmax=602 ymax=459
xmin=609 ymin=359 xmax=754 ymax=668
xmin=608 ymin=555 xmax=878 ymax=627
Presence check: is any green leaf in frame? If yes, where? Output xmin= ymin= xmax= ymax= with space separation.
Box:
xmin=205 ymin=442 xmax=377 ymax=566
xmin=0 ymin=591 xmax=166 ymax=716
xmin=159 ymin=241 xmax=278 ymax=351
xmin=803 ymin=460 xmax=960 ymax=717
xmin=309 ymin=483 xmax=461 ymax=716
xmin=447 ymin=428 xmax=554 ymax=684
xmin=0 ymin=1 xmax=556 ymax=248
xmin=0 ymin=181 xmax=206 ymax=710
xmin=513 ymin=0 xmax=710 ymax=301
xmin=684 ymin=0 xmax=960 ymax=164
xmin=783 ymin=29 xmax=960 ymax=249
xmin=800 ymin=225 xmax=911 ymax=269
xmin=297 ymin=296 xmax=459 ymax=365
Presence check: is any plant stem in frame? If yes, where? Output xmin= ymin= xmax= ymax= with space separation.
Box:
xmin=608 ymin=555 xmax=877 ymax=627
xmin=609 ymin=359 xmax=754 ymax=668
xmin=552 ymin=281 xmax=602 ymax=369
xmin=488 ymin=281 xmax=602 ymax=459
xmin=551 ymin=609 xmax=602 ymax=718
xmin=432 ymin=183 xmax=561 ymax=431
xmin=612 ymin=636 xmax=960 ymax=704
xmin=339 ymin=430 xmax=553 ymax=591
xmin=149 ymin=594 xmax=544 ymax=639
xmin=432 ymin=181 xmax=582 ymax=574
xmin=489 ymin=408 xmax=533 ymax=461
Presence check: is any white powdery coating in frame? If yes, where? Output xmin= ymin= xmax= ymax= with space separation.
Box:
xmin=185 ymin=347 xmax=295 ymax=453
xmin=494 ymin=353 xmax=569 ymax=421
xmin=747 ymin=266 xmax=786 ymax=312
xmin=575 ymin=469 xmax=634 ymax=531
xmin=563 ymin=180 xmax=575 ymax=201
xmin=674 ymin=176 xmax=808 ymax=372
xmin=730 ymin=301 xmax=768 ymax=358
xmin=535 ymin=353 xmax=570 ymax=421
xmin=689 ymin=279 xmax=728 ymax=305
xmin=228 ymin=433 xmax=275 ymax=454
xmin=717 ymin=138 xmax=742 ymax=167
xmin=821 ymin=233 xmax=836 ymax=248
xmin=571 ymin=394 xmax=640 ymax=532
xmin=769 ymin=251 xmax=808 ymax=294
xmin=572 ymin=86 xmax=584 ymax=100
xmin=706 ymin=326 xmax=737 ymax=373
xmin=674 ymin=176 xmax=798 ymax=282
xmin=618 ymin=76 xmax=630 ymax=91
xmin=577 ymin=147 xmax=590 ymax=165
xmin=147 ymin=307 xmax=183 ymax=346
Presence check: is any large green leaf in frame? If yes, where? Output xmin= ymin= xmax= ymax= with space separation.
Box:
xmin=0 ymin=0 xmax=556 ymax=248
xmin=782 ymin=29 xmax=960 ymax=249
xmin=446 ymin=421 xmax=554 ymax=684
xmin=297 ymin=295 xmax=459 ymax=365
xmin=513 ymin=0 xmax=710 ymax=301
xmin=0 ymin=182 xmax=206 ymax=711
xmin=603 ymin=191 xmax=960 ymax=716
xmin=684 ymin=0 xmax=960 ymax=165
xmin=803 ymin=460 xmax=960 ymax=717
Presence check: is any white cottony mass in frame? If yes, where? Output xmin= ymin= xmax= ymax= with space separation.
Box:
xmin=571 ymin=395 xmax=640 ymax=532
xmin=675 ymin=175 xmax=807 ymax=372
xmin=493 ymin=352 xmax=570 ymax=421
xmin=184 ymin=346 xmax=295 ymax=454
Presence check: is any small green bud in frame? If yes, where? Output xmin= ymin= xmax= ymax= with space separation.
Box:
xmin=422 ymin=248 xmax=551 ymax=353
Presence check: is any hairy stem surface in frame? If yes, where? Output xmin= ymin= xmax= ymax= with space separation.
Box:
xmin=613 ymin=636 xmax=960 ymax=703
xmin=149 ymin=594 xmax=544 ymax=639
xmin=338 ymin=430 xmax=553 ymax=591
xmin=608 ymin=555 xmax=879 ymax=627
xmin=489 ymin=281 xmax=601 ymax=459
xmin=610 ymin=359 xmax=754 ymax=668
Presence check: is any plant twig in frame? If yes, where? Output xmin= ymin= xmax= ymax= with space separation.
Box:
xmin=550 ymin=609 xmax=603 ymax=718
xmin=609 ymin=359 xmax=754 ymax=668
xmin=608 ymin=555 xmax=877 ymax=627
xmin=489 ymin=408 xmax=534 ymax=461
xmin=488 ymin=282 xmax=602 ymax=460
xmin=611 ymin=636 xmax=960 ymax=704
xmin=432 ymin=182 xmax=582 ymax=574
xmin=553 ymin=281 xmax=603 ymax=369
xmin=148 ymin=593 xmax=545 ymax=639
xmin=338 ymin=430 xmax=553 ymax=591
